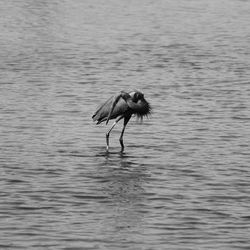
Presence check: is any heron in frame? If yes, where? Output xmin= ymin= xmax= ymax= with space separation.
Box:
xmin=92 ymin=90 xmax=151 ymax=152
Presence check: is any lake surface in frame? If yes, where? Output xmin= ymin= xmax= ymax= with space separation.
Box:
xmin=1 ymin=0 xmax=250 ymax=249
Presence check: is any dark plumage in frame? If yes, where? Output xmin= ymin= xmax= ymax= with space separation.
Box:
xmin=92 ymin=90 xmax=151 ymax=151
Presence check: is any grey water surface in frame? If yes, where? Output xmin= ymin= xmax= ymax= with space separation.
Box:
xmin=1 ymin=0 xmax=250 ymax=249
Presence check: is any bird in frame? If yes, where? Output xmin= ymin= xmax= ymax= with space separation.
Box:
xmin=92 ymin=90 xmax=151 ymax=152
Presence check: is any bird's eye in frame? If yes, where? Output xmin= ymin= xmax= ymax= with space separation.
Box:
xmin=137 ymin=93 xmax=143 ymax=100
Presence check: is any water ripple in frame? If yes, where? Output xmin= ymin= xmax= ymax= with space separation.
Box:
xmin=1 ymin=0 xmax=250 ymax=249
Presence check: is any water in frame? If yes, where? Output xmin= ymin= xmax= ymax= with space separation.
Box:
xmin=1 ymin=0 xmax=250 ymax=249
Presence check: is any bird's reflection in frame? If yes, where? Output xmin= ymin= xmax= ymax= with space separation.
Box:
xmin=97 ymin=151 xmax=149 ymax=240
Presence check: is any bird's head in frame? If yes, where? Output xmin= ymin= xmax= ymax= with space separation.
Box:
xmin=130 ymin=91 xmax=144 ymax=103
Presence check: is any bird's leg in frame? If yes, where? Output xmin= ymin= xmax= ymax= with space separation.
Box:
xmin=119 ymin=116 xmax=131 ymax=152
xmin=106 ymin=116 xmax=123 ymax=151
xmin=106 ymin=122 xmax=116 ymax=151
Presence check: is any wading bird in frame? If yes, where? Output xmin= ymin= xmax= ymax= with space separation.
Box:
xmin=92 ymin=90 xmax=151 ymax=152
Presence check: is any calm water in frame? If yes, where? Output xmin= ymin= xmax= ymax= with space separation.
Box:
xmin=1 ymin=0 xmax=250 ymax=249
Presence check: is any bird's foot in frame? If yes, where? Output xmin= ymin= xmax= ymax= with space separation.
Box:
xmin=120 ymin=144 xmax=124 ymax=152
xmin=119 ymin=138 xmax=124 ymax=152
xmin=106 ymin=133 xmax=110 ymax=152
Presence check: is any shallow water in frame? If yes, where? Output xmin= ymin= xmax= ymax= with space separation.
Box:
xmin=1 ymin=0 xmax=250 ymax=249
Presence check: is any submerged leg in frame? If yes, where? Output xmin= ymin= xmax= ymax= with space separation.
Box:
xmin=119 ymin=116 xmax=131 ymax=152
xmin=106 ymin=116 xmax=123 ymax=151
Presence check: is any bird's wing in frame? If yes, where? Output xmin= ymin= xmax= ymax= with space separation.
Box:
xmin=92 ymin=92 xmax=129 ymax=124
xmin=92 ymin=96 xmax=113 ymax=122
xmin=106 ymin=92 xmax=128 ymax=124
